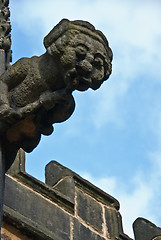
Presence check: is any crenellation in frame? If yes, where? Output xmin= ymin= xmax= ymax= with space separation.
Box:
xmin=2 ymin=154 xmax=131 ymax=240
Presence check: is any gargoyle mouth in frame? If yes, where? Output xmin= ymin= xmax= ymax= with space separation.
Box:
xmin=65 ymin=68 xmax=79 ymax=90
xmin=76 ymin=76 xmax=92 ymax=91
xmin=65 ymin=68 xmax=92 ymax=91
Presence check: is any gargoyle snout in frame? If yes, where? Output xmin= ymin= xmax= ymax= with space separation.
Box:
xmin=77 ymin=60 xmax=92 ymax=75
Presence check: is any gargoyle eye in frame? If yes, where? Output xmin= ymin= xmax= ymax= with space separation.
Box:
xmin=93 ymin=57 xmax=104 ymax=69
xmin=76 ymin=45 xmax=88 ymax=58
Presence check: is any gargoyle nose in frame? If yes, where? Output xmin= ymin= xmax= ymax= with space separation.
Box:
xmin=78 ymin=60 xmax=92 ymax=74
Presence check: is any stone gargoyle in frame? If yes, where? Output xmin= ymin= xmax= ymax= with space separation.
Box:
xmin=0 ymin=19 xmax=113 ymax=171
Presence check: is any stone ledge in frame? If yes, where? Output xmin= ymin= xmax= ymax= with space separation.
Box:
xmin=11 ymin=172 xmax=74 ymax=214
xmin=74 ymin=174 xmax=119 ymax=210
xmin=3 ymin=205 xmax=54 ymax=240
xmin=8 ymin=152 xmax=119 ymax=211
xmin=4 ymin=175 xmax=71 ymax=240
xmin=4 ymin=151 xmax=131 ymax=240
xmin=45 ymin=160 xmax=120 ymax=210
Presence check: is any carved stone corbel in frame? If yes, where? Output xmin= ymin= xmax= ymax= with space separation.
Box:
xmin=0 ymin=19 xmax=113 ymax=171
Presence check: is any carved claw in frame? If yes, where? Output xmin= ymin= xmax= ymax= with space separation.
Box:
xmin=0 ymin=106 xmax=22 ymax=135
xmin=39 ymin=89 xmax=70 ymax=110
xmin=0 ymin=106 xmax=22 ymax=124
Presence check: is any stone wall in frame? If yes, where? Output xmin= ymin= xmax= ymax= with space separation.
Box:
xmin=2 ymin=150 xmax=131 ymax=240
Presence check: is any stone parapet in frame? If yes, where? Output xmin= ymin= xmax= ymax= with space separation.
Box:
xmin=2 ymin=150 xmax=131 ymax=240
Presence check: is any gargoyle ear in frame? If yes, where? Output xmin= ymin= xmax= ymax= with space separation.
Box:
xmin=47 ymin=46 xmax=52 ymax=55
xmin=44 ymin=19 xmax=69 ymax=49
xmin=46 ymin=43 xmax=61 ymax=57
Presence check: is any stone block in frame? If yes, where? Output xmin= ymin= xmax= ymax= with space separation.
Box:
xmin=76 ymin=188 xmax=103 ymax=232
xmin=4 ymin=175 xmax=71 ymax=240
xmin=7 ymin=149 xmax=25 ymax=176
xmin=105 ymin=206 xmax=124 ymax=239
xmin=45 ymin=161 xmax=74 ymax=187
xmin=53 ymin=176 xmax=75 ymax=204
xmin=133 ymin=218 xmax=161 ymax=240
xmin=4 ymin=160 xmax=131 ymax=240
xmin=73 ymin=219 xmax=105 ymax=240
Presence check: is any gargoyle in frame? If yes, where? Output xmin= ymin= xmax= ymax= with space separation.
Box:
xmin=0 ymin=19 xmax=113 ymax=171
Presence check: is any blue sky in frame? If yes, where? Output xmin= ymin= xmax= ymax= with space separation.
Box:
xmin=10 ymin=0 xmax=161 ymax=237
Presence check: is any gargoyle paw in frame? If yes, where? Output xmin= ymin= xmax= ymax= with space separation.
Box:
xmin=0 ymin=106 xmax=22 ymax=124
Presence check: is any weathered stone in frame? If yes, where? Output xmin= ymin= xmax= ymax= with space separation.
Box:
xmin=45 ymin=161 xmax=75 ymax=204
xmin=0 ymin=0 xmax=12 ymax=68
xmin=1 ymin=233 xmax=11 ymax=240
xmin=2 ymin=221 xmax=33 ymax=240
xmin=0 ymin=0 xmax=11 ymax=229
xmin=73 ymin=218 xmax=105 ymax=240
xmin=0 ymin=19 xmax=113 ymax=171
xmin=105 ymin=207 xmax=131 ymax=240
xmin=2 ymin=160 xmax=133 ymax=240
xmin=45 ymin=161 xmax=120 ymax=210
xmin=75 ymin=175 xmax=120 ymax=210
xmin=0 ymin=139 xmax=5 ymax=236
xmin=53 ymin=176 xmax=75 ymax=204
xmin=7 ymin=148 xmax=25 ymax=176
xmin=76 ymin=188 xmax=103 ymax=232
xmin=0 ymin=50 xmax=5 ymax=74
xmin=4 ymin=175 xmax=71 ymax=240
xmin=105 ymin=207 xmax=123 ymax=238
xmin=133 ymin=218 xmax=161 ymax=240
xmin=45 ymin=161 xmax=74 ymax=186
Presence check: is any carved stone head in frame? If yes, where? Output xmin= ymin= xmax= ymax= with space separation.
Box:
xmin=1 ymin=19 xmax=113 ymax=171
xmin=44 ymin=19 xmax=113 ymax=91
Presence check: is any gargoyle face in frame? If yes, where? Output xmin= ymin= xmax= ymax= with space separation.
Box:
xmin=49 ymin=30 xmax=112 ymax=92
xmin=63 ymin=33 xmax=110 ymax=91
